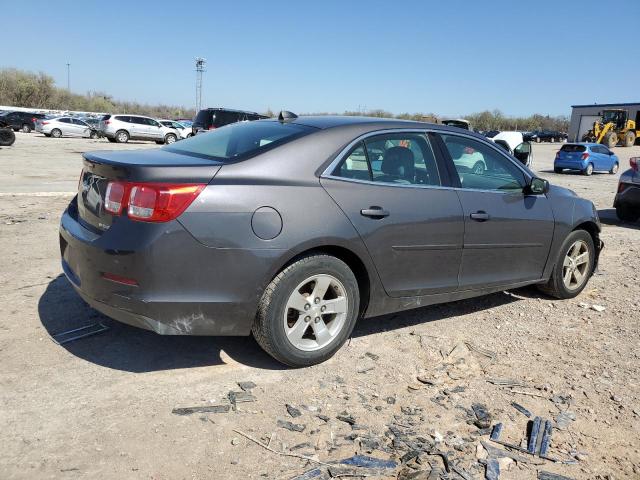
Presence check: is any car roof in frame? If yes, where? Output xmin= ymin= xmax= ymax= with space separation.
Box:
xmin=270 ymin=115 xmax=485 ymax=138
xmin=564 ymin=142 xmax=600 ymax=147
xmin=202 ymin=107 xmax=263 ymax=115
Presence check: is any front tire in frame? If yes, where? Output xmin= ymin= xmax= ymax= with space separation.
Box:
xmin=21 ymin=124 xmax=31 ymax=133
xmin=603 ymin=132 xmax=618 ymax=148
xmin=554 ymin=167 xmax=563 ymax=174
xmin=89 ymin=131 xmax=98 ymax=139
xmin=252 ymin=254 xmax=360 ymax=367
xmin=583 ymin=163 xmax=594 ymax=176
xmin=107 ymin=137 xmax=117 ymax=143
xmin=537 ymin=230 xmax=595 ymax=299
xmin=609 ymin=162 xmax=619 ymax=174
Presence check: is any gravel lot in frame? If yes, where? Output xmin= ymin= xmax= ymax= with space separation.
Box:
xmin=1 ymin=132 xmax=639 ymax=480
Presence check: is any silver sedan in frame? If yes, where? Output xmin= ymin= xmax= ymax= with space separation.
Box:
xmin=39 ymin=117 xmax=98 ymax=139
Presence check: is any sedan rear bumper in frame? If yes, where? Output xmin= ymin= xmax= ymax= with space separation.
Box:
xmin=614 ymin=183 xmax=640 ymax=208
xmin=59 ymin=197 xmax=280 ymax=336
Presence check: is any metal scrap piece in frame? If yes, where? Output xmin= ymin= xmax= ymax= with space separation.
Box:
xmin=528 ymin=417 xmax=542 ymax=454
xmin=511 ymin=402 xmax=532 ymax=418
xmin=171 ymin=404 xmax=230 ymax=415
xmin=539 ymin=420 xmax=553 ymax=457
xmin=52 ymin=322 xmax=109 ymax=345
xmin=538 ymin=471 xmax=575 ymax=480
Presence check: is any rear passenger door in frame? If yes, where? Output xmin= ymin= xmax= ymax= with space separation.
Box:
xmin=321 ymin=131 xmax=464 ymax=297
xmin=128 ymin=117 xmax=147 ymax=139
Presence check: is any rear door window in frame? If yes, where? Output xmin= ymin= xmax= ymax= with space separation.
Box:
xmin=115 ymin=116 xmax=130 ymax=123
xmin=334 ymin=133 xmax=441 ymax=186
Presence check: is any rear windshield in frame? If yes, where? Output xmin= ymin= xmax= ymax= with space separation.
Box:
xmin=193 ymin=110 xmax=213 ymax=126
xmin=560 ymin=144 xmax=586 ymax=153
xmin=163 ymin=120 xmax=316 ymax=161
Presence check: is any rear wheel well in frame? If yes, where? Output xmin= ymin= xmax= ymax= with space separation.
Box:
xmin=277 ymin=246 xmax=371 ymax=317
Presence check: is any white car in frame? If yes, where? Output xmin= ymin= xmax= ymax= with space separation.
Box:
xmin=159 ymin=120 xmax=191 ymax=140
xmin=491 ymin=131 xmax=533 ymax=167
xmin=37 ymin=116 xmax=98 ymax=139
xmin=99 ymin=114 xmax=179 ymax=144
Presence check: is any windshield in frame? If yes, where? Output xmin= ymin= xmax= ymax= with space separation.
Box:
xmin=164 ymin=120 xmax=317 ymax=161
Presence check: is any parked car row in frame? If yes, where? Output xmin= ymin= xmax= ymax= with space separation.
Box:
xmin=525 ymin=130 xmax=568 ymax=143
xmin=0 ymin=110 xmax=47 ymax=133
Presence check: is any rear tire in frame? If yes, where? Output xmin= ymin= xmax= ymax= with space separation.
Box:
xmin=535 ymin=137 xmax=541 ymax=143
xmin=624 ymin=131 xmax=636 ymax=147
xmin=21 ymin=124 xmax=31 ymax=133
xmin=603 ymin=132 xmax=618 ymax=148
xmin=164 ymin=133 xmax=177 ymax=144
xmin=89 ymin=131 xmax=98 ymax=139
xmin=583 ymin=163 xmax=594 ymax=176
xmin=550 ymin=137 xmax=555 ymax=143
xmin=609 ymin=162 xmax=619 ymax=174
xmin=252 ymin=254 xmax=360 ymax=367
xmin=537 ymin=230 xmax=595 ymax=299
xmin=616 ymin=204 xmax=639 ymax=222
xmin=51 ymin=129 xmax=62 ymax=138
xmin=115 ymin=130 xmax=129 ymax=143
xmin=554 ymin=167 xmax=563 ymax=173
xmin=107 ymin=137 xmax=117 ymax=143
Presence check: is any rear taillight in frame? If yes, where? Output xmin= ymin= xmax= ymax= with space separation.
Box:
xmin=104 ymin=181 xmax=205 ymax=222
xmin=42 ymin=121 xmax=49 ymax=125
xmin=581 ymin=153 xmax=590 ymax=160
xmin=208 ymin=125 xmax=216 ymax=130
xmin=104 ymin=120 xmax=111 ymax=125
xmin=555 ymin=151 xmax=560 ymax=159
xmin=618 ymin=183 xmax=627 ymax=193
xmin=631 ymin=157 xmax=639 ymax=172
xmin=105 ymin=181 xmax=126 ymax=214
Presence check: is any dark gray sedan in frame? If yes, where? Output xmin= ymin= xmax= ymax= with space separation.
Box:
xmin=60 ymin=114 xmax=603 ymax=366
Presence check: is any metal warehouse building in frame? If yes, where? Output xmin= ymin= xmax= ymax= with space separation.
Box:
xmin=569 ymin=102 xmax=640 ymax=142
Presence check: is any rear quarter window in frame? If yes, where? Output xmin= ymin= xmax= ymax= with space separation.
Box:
xmin=164 ymin=120 xmax=316 ymax=161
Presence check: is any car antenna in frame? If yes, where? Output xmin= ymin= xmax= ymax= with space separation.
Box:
xmin=278 ymin=110 xmax=298 ymax=122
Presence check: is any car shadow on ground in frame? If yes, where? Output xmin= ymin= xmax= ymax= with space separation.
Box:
xmin=39 ymin=275 xmax=535 ymax=373
xmin=598 ymin=208 xmax=640 ymax=230
xmin=352 ymin=287 xmax=525 ymax=338
xmin=38 ymin=275 xmax=286 ymax=373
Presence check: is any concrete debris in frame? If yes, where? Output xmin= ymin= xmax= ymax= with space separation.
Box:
xmin=237 ymin=381 xmax=256 ymax=391
xmin=538 ymin=471 xmax=575 ymax=480
xmin=554 ymin=411 xmax=576 ymax=430
xmin=472 ymin=403 xmax=492 ymax=429
xmin=286 ymin=404 xmax=302 ymax=418
xmin=277 ymin=419 xmax=306 ymax=432
xmin=485 ymin=457 xmax=500 ymax=480
xmin=590 ymin=304 xmax=606 ymax=312
xmin=336 ymin=412 xmax=356 ymax=425
xmin=171 ymin=404 xmax=230 ymax=415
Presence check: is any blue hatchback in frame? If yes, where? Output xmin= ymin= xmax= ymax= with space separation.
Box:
xmin=554 ymin=143 xmax=619 ymax=176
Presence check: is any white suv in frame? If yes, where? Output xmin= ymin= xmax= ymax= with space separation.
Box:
xmin=99 ymin=115 xmax=179 ymax=144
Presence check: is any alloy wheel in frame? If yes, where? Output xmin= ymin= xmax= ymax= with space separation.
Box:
xmin=282 ymin=274 xmax=348 ymax=352
xmin=562 ymin=240 xmax=590 ymax=291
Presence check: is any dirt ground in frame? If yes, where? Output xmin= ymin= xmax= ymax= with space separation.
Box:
xmin=1 ymin=132 xmax=639 ymax=480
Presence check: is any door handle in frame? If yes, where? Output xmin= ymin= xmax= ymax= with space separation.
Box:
xmin=360 ymin=206 xmax=389 ymax=219
xmin=470 ymin=211 xmax=490 ymax=222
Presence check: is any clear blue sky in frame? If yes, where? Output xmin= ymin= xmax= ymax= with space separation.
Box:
xmin=3 ymin=0 xmax=639 ymax=117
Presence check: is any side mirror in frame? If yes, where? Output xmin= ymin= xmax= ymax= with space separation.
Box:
xmin=527 ymin=177 xmax=549 ymax=195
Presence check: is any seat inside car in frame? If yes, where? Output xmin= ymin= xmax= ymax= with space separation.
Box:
xmin=377 ymin=146 xmax=414 ymax=184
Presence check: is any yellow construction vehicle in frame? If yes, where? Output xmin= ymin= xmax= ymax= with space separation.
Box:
xmin=582 ymin=109 xmax=638 ymax=147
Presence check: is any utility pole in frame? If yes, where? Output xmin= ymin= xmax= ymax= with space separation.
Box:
xmin=195 ymin=57 xmax=206 ymax=112
xmin=66 ymin=63 xmax=70 ymax=91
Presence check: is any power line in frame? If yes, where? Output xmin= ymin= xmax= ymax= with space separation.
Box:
xmin=66 ymin=63 xmax=70 ymax=91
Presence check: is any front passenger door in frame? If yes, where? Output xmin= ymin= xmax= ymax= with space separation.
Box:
xmin=438 ymin=133 xmax=555 ymax=289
